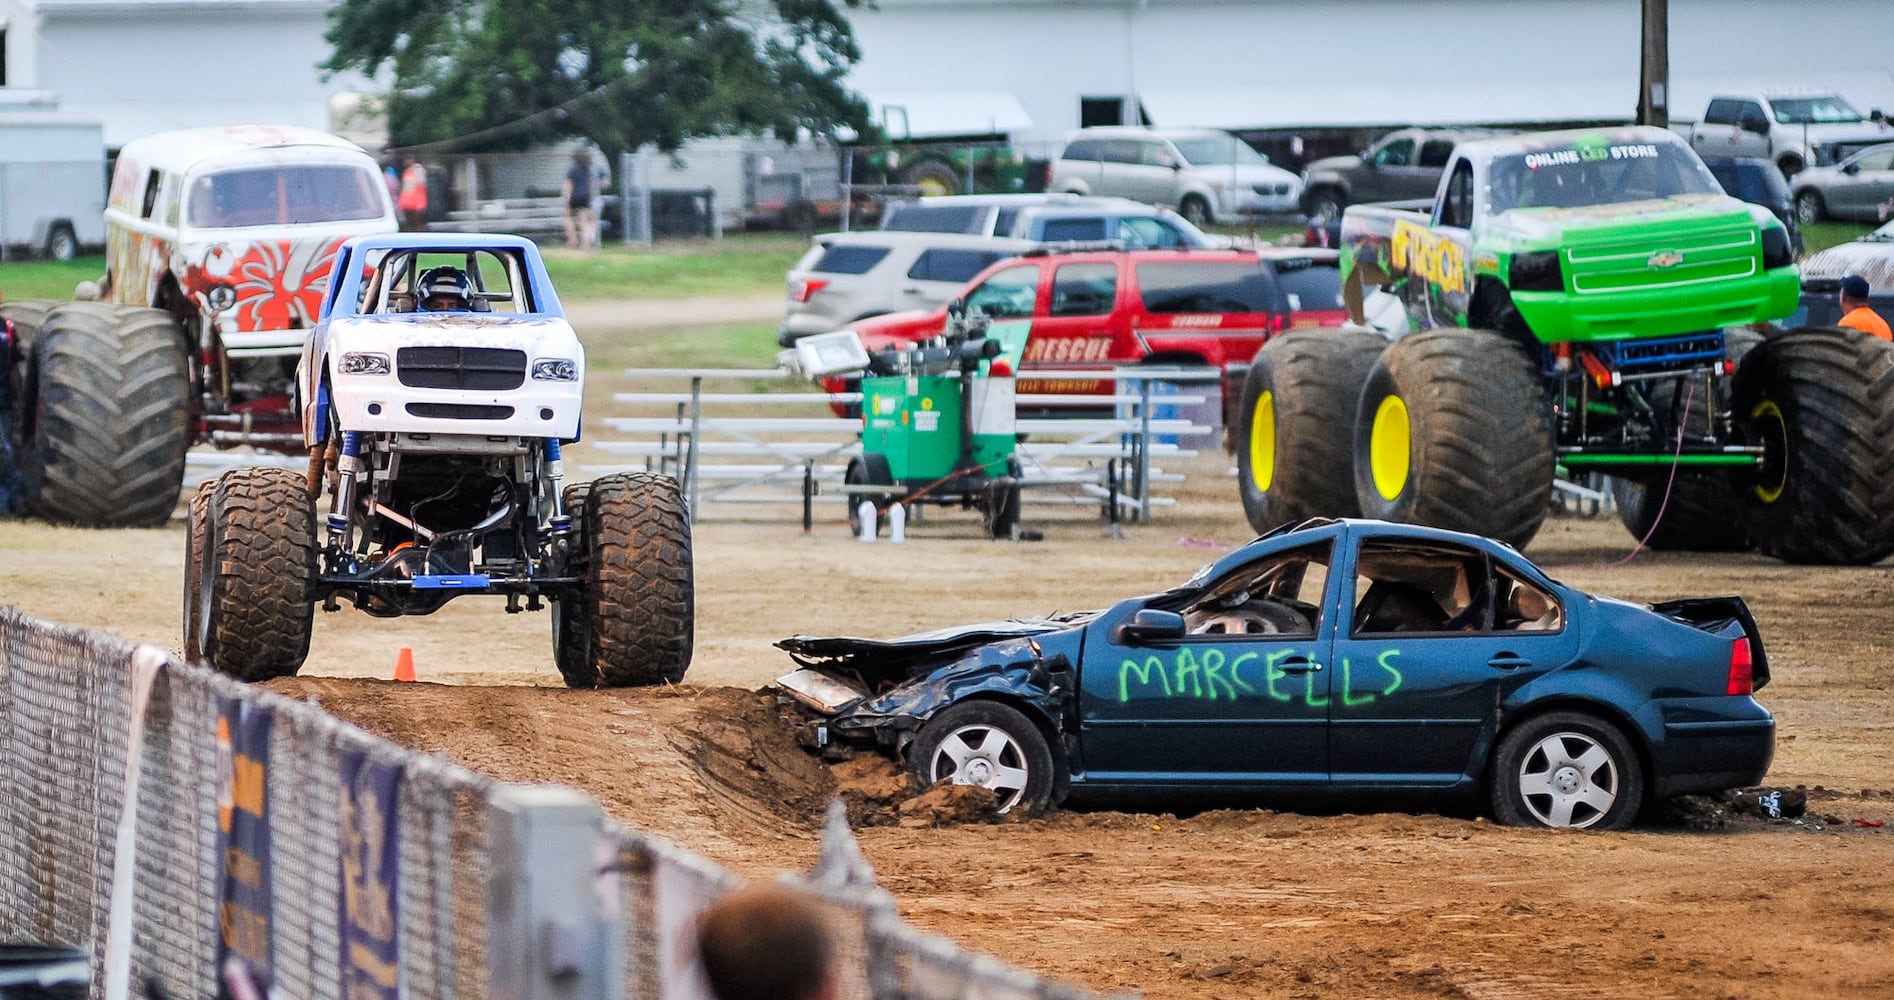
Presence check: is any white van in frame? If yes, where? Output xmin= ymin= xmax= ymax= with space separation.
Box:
xmin=1049 ymin=127 xmax=1302 ymax=226
xmin=97 ymin=124 xmax=398 ymax=358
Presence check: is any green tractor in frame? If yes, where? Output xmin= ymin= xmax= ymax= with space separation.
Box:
xmin=842 ymin=310 xmax=1026 ymax=540
xmin=1236 ymin=126 xmax=1894 ymax=564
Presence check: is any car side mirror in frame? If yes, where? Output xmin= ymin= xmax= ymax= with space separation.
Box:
xmin=1740 ymin=113 xmax=1770 ymax=135
xmin=1843 ymin=162 xmax=1862 ymax=175
xmin=1111 ymin=608 xmax=1187 ymax=644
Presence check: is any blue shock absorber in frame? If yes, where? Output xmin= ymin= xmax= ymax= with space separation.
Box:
xmin=328 ymin=431 xmax=366 ymax=537
xmin=546 ymin=438 xmax=571 ymax=533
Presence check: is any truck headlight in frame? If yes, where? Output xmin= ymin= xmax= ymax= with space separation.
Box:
xmin=1509 ymin=251 xmax=1564 ymax=292
xmin=1760 ymin=226 xmax=1794 ymax=270
xmin=206 ymin=284 xmax=237 ymax=311
xmin=531 ymin=359 xmax=578 ymax=382
xmin=339 ymin=352 xmax=392 ymax=375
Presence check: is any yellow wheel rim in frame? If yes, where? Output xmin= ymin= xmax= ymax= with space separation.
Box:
xmin=1248 ymin=390 xmax=1276 ymax=492
xmin=1751 ymin=399 xmax=1787 ymax=504
xmin=915 ymin=176 xmax=953 ymax=198
xmin=1369 ymin=393 xmax=1411 ymax=502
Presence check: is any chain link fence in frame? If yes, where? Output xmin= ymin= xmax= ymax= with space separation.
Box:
xmin=0 ymin=608 xmax=1108 ymax=1000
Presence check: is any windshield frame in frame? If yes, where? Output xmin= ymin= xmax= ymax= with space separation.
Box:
xmin=1483 ymin=139 xmax=1724 ymax=215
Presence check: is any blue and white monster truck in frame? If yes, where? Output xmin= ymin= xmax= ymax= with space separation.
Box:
xmin=183 ymin=233 xmax=693 ymax=687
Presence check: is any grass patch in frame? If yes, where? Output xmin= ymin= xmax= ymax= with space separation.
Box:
xmin=0 ymin=257 xmax=104 ymax=300
xmin=1801 ymin=220 xmax=1879 ymax=255
xmin=0 ymin=233 xmax=810 ymax=304
xmin=585 ymin=321 xmax=783 ymax=373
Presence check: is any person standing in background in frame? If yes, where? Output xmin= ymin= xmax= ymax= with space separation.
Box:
xmin=1837 ymin=274 xmax=1891 ymax=341
xmin=562 ymin=149 xmax=601 ymax=250
xmin=399 ymin=158 xmax=429 ymax=232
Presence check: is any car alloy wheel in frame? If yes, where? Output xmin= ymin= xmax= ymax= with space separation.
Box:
xmin=1513 ymin=730 xmax=1620 ymax=829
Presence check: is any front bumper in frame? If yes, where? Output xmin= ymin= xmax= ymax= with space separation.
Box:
xmin=1516 ymin=267 xmax=1800 ymax=341
xmin=330 ymin=380 xmax=582 ymax=439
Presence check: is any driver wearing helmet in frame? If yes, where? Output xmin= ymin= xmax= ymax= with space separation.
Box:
xmin=416 ymin=266 xmax=474 ymax=312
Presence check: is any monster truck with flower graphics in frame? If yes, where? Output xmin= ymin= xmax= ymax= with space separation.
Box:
xmin=0 ymin=125 xmax=398 ymax=527
xmin=184 ymin=233 xmax=694 ymax=687
xmin=1236 ymin=125 xmax=1894 ymax=564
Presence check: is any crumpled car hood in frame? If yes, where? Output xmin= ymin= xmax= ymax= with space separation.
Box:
xmin=777 ymin=616 xmax=1088 ymax=668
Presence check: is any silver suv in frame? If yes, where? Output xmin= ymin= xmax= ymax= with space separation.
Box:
xmin=779 ymin=231 xmax=1038 ymax=345
xmin=1049 ymin=127 xmax=1302 ymax=225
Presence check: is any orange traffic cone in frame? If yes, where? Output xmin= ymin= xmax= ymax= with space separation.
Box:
xmin=393 ymin=646 xmax=416 ymax=683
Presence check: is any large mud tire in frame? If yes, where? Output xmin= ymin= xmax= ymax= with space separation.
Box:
xmin=20 ymin=303 xmax=189 ymax=527
xmin=1236 ymin=330 xmax=1386 ymax=533
xmin=1610 ymin=329 xmax=1761 ymax=552
xmin=202 ymin=468 xmax=316 ymax=681
xmin=552 ymin=480 xmax=596 ymax=688
xmin=1733 ymin=326 xmax=1894 ymax=565
xmin=576 ymin=472 xmax=694 ymax=687
xmin=182 ymin=482 xmax=213 ymax=661
xmin=901 ymin=160 xmax=961 ymax=198
xmin=1352 ymin=329 xmax=1554 ymax=549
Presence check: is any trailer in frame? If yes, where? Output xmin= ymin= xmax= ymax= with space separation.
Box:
xmin=632 ymin=135 xmax=856 ymax=232
xmin=0 ymin=112 xmax=106 ymax=261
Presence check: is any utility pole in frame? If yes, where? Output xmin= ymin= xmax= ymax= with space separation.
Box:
xmin=1637 ymin=0 xmax=1669 ymax=126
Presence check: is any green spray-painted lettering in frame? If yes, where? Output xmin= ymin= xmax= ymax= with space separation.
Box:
xmin=1115 ymin=647 xmax=1403 ymax=707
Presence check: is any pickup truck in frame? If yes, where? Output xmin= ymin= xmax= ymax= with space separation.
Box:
xmin=1678 ymin=90 xmax=1893 ymax=177
xmin=1235 ymin=125 xmax=1894 ymax=567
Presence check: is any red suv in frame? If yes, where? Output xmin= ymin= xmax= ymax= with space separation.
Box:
xmin=840 ymin=246 xmax=1346 ymax=417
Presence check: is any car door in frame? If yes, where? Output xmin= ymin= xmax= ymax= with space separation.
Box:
xmin=1021 ymin=260 xmax=1119 ymax=372
xmin=1075 ymin=535 xmax=1341 ymax=787
xmin=1358 ymin=134 xmax=1426 ymax=203
xmin=1326 ymin=535 xmax=1578 ymax=787
xmin=1829 ymin=147 xmax=1894 ymax=219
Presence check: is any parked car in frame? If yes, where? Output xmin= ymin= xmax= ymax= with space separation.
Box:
xmin=1049 ymin=127 xmax=1301 ymax=226
xmin=779 ymin=231 xmax=1039 ymax=345
xmin=1679 ymin=90 xmax=1892 ymax=178
xmin=880 ymin=193 xmax=1094 ymax=237
xmin=1008 ymin=202 xmax=1217 ymax=248
xmin=1701 ymin=156 xmax=1802 ymax=253
xmin=1298 ymin=127 xmax=1497 ymax=222
xmin=774 ymin=516 xmax=1775 ymax=828
xmin=836 ymin=245 xmax=1346 ymax=417
xmin=1788 ymin=142 xmax=1894 ymax=223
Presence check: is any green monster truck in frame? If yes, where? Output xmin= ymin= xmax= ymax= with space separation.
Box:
xmin=1237 ymin=125 xmax=1894 ymax=564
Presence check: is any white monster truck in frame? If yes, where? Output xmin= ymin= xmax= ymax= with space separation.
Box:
xmin=182 ymin=233 xmax=693 ymax=687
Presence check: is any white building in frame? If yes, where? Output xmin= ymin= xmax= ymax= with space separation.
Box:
xmin=2 ymin=0 xmax=1890 ymax=155
xmin=844 ymin=0 xmax=1894 ymax=154
xmin=0 ymin=0 xmax=378 ymax=148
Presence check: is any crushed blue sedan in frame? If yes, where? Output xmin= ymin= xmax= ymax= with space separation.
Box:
xmin=775 ymin=518 xmax=1774 ymax=830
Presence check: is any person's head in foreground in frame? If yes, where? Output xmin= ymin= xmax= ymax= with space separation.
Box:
xmin=696 ymin=885 xmax=838 ymax=1000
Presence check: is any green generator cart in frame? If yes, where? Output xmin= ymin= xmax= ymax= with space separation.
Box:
xmin=845 ymin=313 xmax=1026 ymax=539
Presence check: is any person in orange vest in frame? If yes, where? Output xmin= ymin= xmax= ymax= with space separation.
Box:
xmin=398 ymin=158 xmax=429 ymax=232
xmin=1837 ymin=274 xmax=1891 ymax=341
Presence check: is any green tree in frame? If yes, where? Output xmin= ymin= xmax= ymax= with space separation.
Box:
xmin=324 ymin=0 xmax=870 ymax=168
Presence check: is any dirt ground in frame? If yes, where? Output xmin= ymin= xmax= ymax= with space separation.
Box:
xmin=4 ymin=300 xmax=1893 ymax=998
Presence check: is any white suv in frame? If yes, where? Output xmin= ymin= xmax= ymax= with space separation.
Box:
xmin=779 ymin=230 xmax=1038 ymax=345
xmin=1049 ymin=127 xmax=1302 ymax=226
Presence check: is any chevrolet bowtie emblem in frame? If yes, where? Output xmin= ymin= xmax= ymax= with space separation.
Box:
xmin=1648 ymin=251 xmax=1684 ymax=269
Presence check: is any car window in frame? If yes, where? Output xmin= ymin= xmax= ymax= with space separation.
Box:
xmin=964 ymin=263 xmax=1040 ymax=319
xmin=992 ymin=208 xmax=1021 ymax=235
xmin=882 ymin=204 xmax=986 ymax=234
xmin=1040 ymin=217 xmax=1109 ymax=242
xmin=1117 ymin=217 xmax=1190 ymax=249
xmin=186 ymin=164 xmax=386 ymax=227
xmin=1170 ymin=134 xmax=1270 ymax=167
xmin=371 ymin=249 xmax=529 ymax=314
xmin=1349 ymin=539 xmax=1491 ymax=636
xmin=1440 ymin=161 xmax=1474 ymax=227
xmin=1495 ymin=569 xmax=1564 ymax=632
xmin=1704 ymin=99 xmax=1741 ymax=126
xmin=1062 ymin=138 xmax=1105 ymax=162
xmin=1487 ymin=140 xmax=1720 ymax=212
xmin=808 ymin=244 xmax=892 ymax=275
xmin=1050 ymin=262 xmax=1117 ymax=317
xmin=908 ymin=248 xmax=1009 ymax=284
xmin=1270 ymin=257 xmax=1344 ymax=312
xmin=1373 ymin=138 xmax=1415 ymax=167
xmin=1179 ymin=542 xmax=1331 ymax=638
xmin=1136 ymin=261 xmax=1279 ymax=314
xmin=1139 ymin=142 xmax=1177 ymax=168
xmin=1854 ymin=149 xmax=1894 ymax=172
xmin=1098 ymin=140 xmax=1143 ymax=165
xmin=1418 ymin=140 xmax=1455 ymax=169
